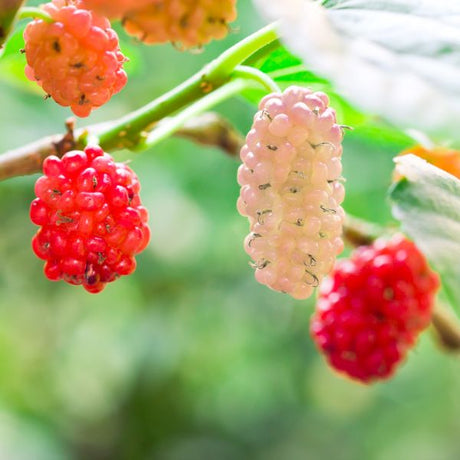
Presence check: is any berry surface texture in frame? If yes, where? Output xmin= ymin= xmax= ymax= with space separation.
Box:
xmin=311 ymin=235 xmax=440 ymax=383
xmin=79 ymin=0 xmax=152 ymax=19
xmin=122 ymin=0 xmax=237 ymax=49
xmin=23 ymin=0 xmax=127 ymax=117
xmin=30 ymin=146 xmax=150 ymax=293
xmin=237 ymin=86 xmax=345 ymax=300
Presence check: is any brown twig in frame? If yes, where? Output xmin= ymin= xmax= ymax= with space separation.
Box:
xmin=0 ymin=0 xmax=24 ymax=49
xmin=0 ymin=119 xmax=78 ymax=181
xmin=0 ymin=113 xmax=242 ymax=180
xmin=431 ymin=306 xmax=460 ymax=352
xmin=176 ymin=112 xmax=244 ymax=157
xmin=343 ymin=214 xmax=387 ymax=247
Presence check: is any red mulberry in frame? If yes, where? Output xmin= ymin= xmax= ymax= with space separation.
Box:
xmin=237 ymin=86 xmax=345 ymax=299
xmin=23 ymin=0 xmax=127 ymax=117
xmin=311 ymin=235 xmax=439 ymax=383
xmin=30 ymin=146 xmax=150 ymax=293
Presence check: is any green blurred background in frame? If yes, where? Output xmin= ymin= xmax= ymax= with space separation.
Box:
xmin=0 ymin=1 xmax=459 ymax=459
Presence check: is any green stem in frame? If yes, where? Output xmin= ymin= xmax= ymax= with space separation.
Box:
xmin=95 ymin=23 xmax=279 ymax=151
xmin=144 ymin=78 xmax=250 ymax=150
xmin=243 ymin=39 xmax=282 ymax=67
xmin=232 ymin=65 xmax=281 ymax=93
xmin=18 ymin=6 xmax=53 ymax=22
xmin=205 ymin=23 xmax=279 ymax=83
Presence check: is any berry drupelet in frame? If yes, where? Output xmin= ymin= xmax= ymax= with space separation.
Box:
xmin=23 ymin=0 xmax=127 ymax=117
xmin=237 ymin=86 xmax=345 ymax=300
xmin=311 ymin=235 xmax=439 ymax=383
xmin=30 ymin=146 xmax=150 ymax=293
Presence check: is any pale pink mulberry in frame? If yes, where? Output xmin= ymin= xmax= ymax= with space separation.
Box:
xmin=23 ymin=0 xmax=128 ymax=117
xmin=237 ymin=86 xmax=345 ymax=300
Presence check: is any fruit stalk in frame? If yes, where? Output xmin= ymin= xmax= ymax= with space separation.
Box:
xmin=96 ymin=23 xmax=279 ymax=150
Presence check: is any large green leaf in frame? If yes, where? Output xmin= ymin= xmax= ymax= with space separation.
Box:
xmin=241 ymin=45 xmax=414 ymax=146
xmin=253 ymin=0 xmax=460 ymax=142
xmin=390 ymin=154 xmax=460 ymax=310
xmin=241 ymin=44 xmax=368 ymax=129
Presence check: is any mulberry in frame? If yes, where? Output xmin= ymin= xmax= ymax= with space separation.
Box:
xmin=237 ymin=86 xmax=345 ymax=300
xmin=30 ymin=146 xmax=150 ymax=293
xmin=79 ymin=0 xmax=152 ymax=19
xmin=311 ymin=235 xmax=439 ymax=383
xmin=122 ymin=0 xmax=237 ymax=49
xmin=23 ymin=0 xmax=127 ymax=117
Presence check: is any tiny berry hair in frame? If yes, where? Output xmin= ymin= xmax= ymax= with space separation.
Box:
xmin=30 ymin=146 xmax=150 ymax=293
xmin=311 ymin=235 xmax=439 ymax=383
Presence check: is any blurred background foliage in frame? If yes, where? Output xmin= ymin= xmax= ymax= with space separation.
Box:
xmin=0 ymin=1 xmax=459 ymax=459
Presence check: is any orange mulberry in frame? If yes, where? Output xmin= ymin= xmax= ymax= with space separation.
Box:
xmin=79 ymin=0 xmax=152 ymax=19
xmin=23 ymin=0 xmax=127 ymax=117
xmin=395 ymin=144 xmax=460 ymax=180
xmin=122 ymin=0 xmax=237 ymax=49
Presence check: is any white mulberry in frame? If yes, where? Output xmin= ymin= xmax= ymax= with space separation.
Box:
xmin=237 ymin=86 xmax=345 ymax=300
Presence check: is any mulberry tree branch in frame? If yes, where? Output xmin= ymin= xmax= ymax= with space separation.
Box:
xmin=176 ymin=112 xmax=244 ymax=157
xmin=0 ymin=23 xmax=278 ymax=178
xmin=431 ymin=307 xmax=460 ymax=352
xmin=0 ymin=113 xmax=243 ymax=180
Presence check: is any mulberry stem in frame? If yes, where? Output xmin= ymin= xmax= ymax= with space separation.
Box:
xmin=0 ymin=23 xmax=280 ymax=173
xmin=96 ymin=23 xmax=280 ymax=150
xmin=232 ymin=66 xmax=281 ymax=93
xmin=143 ymin=79 xmax=250 ymax=150
xmin=18 ymin=6 xmax=53 ymax=22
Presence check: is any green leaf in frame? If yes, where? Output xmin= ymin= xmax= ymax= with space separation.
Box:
xmin=390 ymin=154 xmax=460 ymax=311
xmin=241 ymin=45 xmax=361 ymax=122
xmin=240 ymin=43 xmax=415 ymax=145
xmin=254 ymin=0 xmax=460 ymax=141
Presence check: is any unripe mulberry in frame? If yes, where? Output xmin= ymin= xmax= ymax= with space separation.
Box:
xmin=122 ymin=0 xmax=237 ymax=49
xmin=30 ymin=146 xmax=150 ymax=293
xmin=79 ymin=0 xmax=152 ymax=19
xmin=311 ymin=235 xmax=439 ymax=383
xmin=23 ymin=0 xmax=127 ymax=117
xmin=237 ymin=86 xmax=345 ymax=300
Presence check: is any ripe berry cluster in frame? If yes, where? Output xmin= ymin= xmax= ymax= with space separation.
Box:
xmin=79 ymin=0 xmax=152 ymax=19
xmin=23 ymin=0 xmax=127 ymax=117
xmin=30 ymin=146 xmax=150 ymax=293
xmin=311 ymin=235 xmax=439 ymax=383
xmin=22 ymin=0 xmax=238 ymax=116
xmin=121 ymin=0 xmax=237 ymax=49
xmin=237 ymin=86 xmax=345 ymax=300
